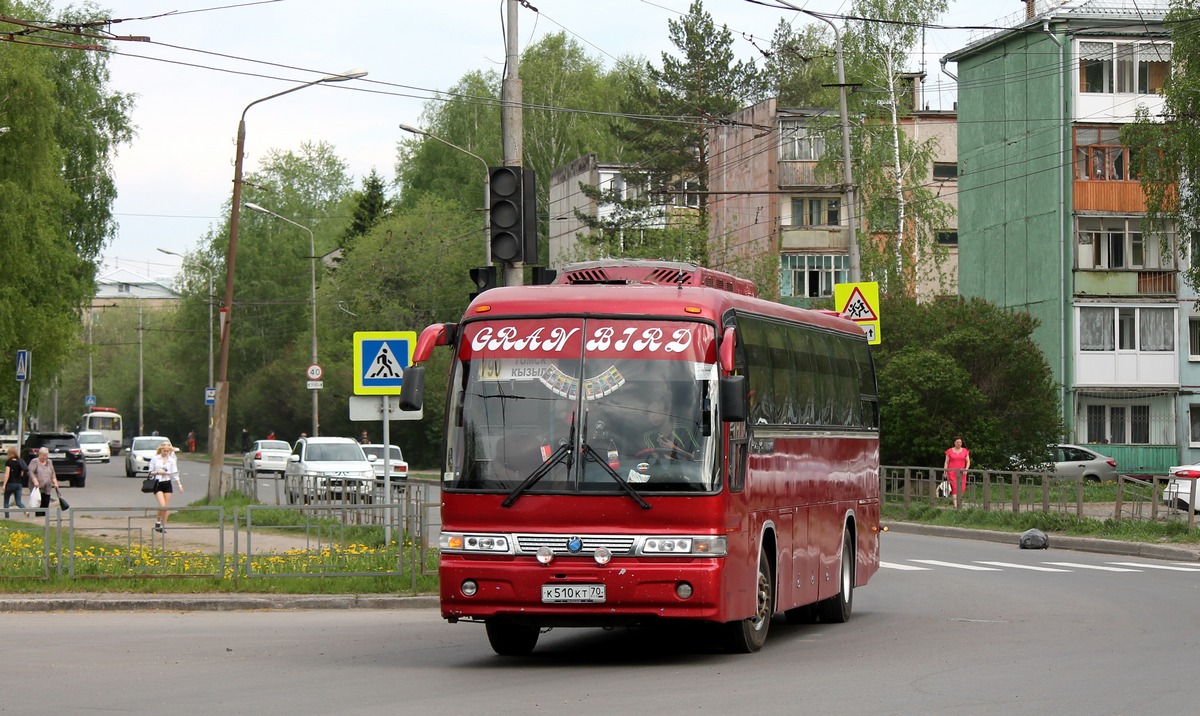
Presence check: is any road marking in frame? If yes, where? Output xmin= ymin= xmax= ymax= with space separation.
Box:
xmin=974 ymin=561 xmax=1072 ymax=572
xmin=1107 ymin=561 xmax=1200 ymax=572
xmin=881 ymin=561 xmax=930 ymax=571
xmin=909 ymin=560 xmax=1001 ymax=571
xmin=1043 ymin=562 xmax=1141 ymax=572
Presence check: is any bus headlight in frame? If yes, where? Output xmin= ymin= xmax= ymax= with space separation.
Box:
xmin=638 ymin=536 xmax=726 ymax=556
xmin=439 ymin=532 xmax=513 ymax=554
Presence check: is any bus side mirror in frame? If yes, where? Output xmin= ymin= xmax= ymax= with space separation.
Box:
xmin=720 ymin=375 xmax=746 ymax=423
xmin=398 ymin=366 xmax=425 ymax=412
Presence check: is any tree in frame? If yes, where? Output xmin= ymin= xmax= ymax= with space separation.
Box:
xmin=0 ymin=3 xmax=133 ymax=421
xmin=342 ymin=169 xmax=391 ymax=248
xmin=616 ymin=0 xmax=763 ymax=201
xmin=763 ymin=20 xmax=837 ymax=107
xmin=874 ymin=295 xmax=1062 ymax=469
xmin=1121 ymin=1 xmax=1200 ymax=288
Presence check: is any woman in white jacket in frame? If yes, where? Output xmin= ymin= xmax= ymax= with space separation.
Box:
xmin=148 ymin=441 xmax=182 ymax=533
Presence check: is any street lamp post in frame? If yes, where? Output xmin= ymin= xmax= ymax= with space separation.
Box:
xmin=158 ymin=248 xmax=214 ymax=453
xmin=244 ymin=202 xmax=319 ymax=438
xmin=398 ymin=123 xmax=491 ymax=264
xmin=207 ymin=68 xmax=367 ymax=501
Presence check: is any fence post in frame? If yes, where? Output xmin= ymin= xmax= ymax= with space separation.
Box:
xmin=982 ymin=471 xmax=991 ymax=510
xmin=1114 ymin=475 xmax=1124 ymax=522
xmin=1076 ymin=476 xmax=1084 ymax=519
xmin=1191 ymin=478 xmax=1198 ymax=531
xmin=1041 ymin=474 xmax=1050 ymax=513
xmin=1011 ymin=472 xmax=1020 ymax=514
xmin=903 ymin=467 xmax=911 ymax=507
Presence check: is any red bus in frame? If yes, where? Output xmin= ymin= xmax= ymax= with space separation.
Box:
xmin=402 ymin=260 xmax=880 ymax=655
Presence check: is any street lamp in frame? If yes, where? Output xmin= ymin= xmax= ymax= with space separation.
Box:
xmin=244 ymin=202 xmax=319 ymax=438
xmin=207 ymin=68 xmax=368 ymax=501
xmin=158 ymin=247 xmax=214 ymax=453
xmin=398 ymin=123 xmax=491 ymax=264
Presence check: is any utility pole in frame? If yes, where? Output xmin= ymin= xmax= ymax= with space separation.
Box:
xmin=779 ymin=3 xmax=861 ymax=282
xmin=501 ymin=0 xmax=525 ymax=287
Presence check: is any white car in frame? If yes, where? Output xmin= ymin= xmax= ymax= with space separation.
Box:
xmin=361 ymin=443 xmax=408 ymax=500
xmin=243 ymin=439 xmax=291 ymax=478
xmin=77 ymin=431 xmax=112 ymax=463
xmin=1163 ymin=463 xmax=1200 ymax=512
xmin=285 ymin=437 xmax=376 ymax=503
xmin=125 ymin=435 xmax=171 ymax=477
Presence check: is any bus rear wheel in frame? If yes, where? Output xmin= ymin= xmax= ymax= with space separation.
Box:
xmin=816 ymin=530 xmax=855 ymax=624
xmin=724 ymin=549 xmax=773 ymax=653
xmin=485 ymin=621 xmax=539 ymax=656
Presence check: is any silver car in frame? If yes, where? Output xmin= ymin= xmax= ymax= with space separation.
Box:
xmin=285 ymin=437 xmax=376 ymax=504
xmin=125 ymin=435 xmax=171 ymax=477
xmin=77 ymin=431 xmax=112 ymax=463
xmin=1052 ymin=444 xmax=1118 ymax=483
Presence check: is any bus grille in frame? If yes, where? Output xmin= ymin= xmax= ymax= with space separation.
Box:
xmin=514 ymin=534 xmax=636 ymax=555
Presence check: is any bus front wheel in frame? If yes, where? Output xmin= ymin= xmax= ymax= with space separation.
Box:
xmin=816 ymin=530 xmax=855 ymax=624
xmin=724 ymin=549 xmax=773 ymax=653
xmin=485 ymin=621 xmax=539 ymax=656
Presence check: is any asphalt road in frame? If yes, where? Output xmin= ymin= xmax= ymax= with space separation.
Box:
xmin=11 ymin=531 xmax=1200 ymax=715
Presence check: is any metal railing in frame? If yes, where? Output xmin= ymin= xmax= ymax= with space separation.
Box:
xmin=882 ymin=465 xmax=1198 ymax=529
xmin=0 ymin=481 xmax=437 ymax=583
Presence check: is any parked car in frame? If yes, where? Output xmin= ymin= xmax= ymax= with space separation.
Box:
xmin=242 ymin=439 xmax=291 ymax=479
xmin=285 ymin=436 xmax=376 ymax=503
xmin=22 ymin=431 xmax=87 ymax=488
xmin=76 ymin=430 xmax=112 ymax=463
xmin=361 ymin=443 xmax=408 ymax=500
xmin=1051 ymin=444 xmax=1118 ymax=482
xmin=125 ymin=435 xmax=171 ymax=477
xmin=1163 ymin=463 xmax=1200 ymax=512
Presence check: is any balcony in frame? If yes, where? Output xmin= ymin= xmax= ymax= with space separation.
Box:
xmin=780 ymin=224 xmax=849 ymax=251
xmin=1074 ymin=270 xmax=1176 ymax=297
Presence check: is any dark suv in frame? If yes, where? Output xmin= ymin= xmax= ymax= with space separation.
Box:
xmin=22 ymin=431 xmax=87 ymax=487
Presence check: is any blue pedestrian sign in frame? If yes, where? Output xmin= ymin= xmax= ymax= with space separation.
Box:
xmin=15 ymin=349 xmax=29 ymax=382
xmin=85 ymin=395 xmax=96 ymax=407
xmin=205 ymin=387 xmax=216 ymax=406
xmin=353 ymin=331 xmax=416 ymax=396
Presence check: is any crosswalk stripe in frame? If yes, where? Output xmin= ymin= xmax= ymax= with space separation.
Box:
xmin=880 ymin=561 xmax=930 ymax=571
xmin=1043 ymin=562 xmax=1141 ymax=572
xmin=974 ymin=561 xmax=1072 ymax=572
xmin=1107 ymin=562 xmax=1200 ymax=572
xmin=909 ymin=560 xmax=1001 ymax=571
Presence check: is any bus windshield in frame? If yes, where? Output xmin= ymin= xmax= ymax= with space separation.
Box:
xmin=444 ymin=317 xmax=719 ymax=494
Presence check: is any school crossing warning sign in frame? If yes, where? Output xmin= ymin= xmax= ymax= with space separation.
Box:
xmin=833 ymin=282 xmax=881 ymax=345
xmin=353 ymin=331 xmax=416 ymax=395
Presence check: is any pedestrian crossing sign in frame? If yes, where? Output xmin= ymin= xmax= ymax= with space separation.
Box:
xmin=353 ymin=331 xmax=416 ymax=395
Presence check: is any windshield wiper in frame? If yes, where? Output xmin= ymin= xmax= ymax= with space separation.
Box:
xmin=501 ymin=419 xmax=575 ymax=508
xmin=581 ymin=442 xmax=652 ymax=509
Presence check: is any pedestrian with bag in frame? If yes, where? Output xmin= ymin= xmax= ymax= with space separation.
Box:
xmin=3 ymin=447 xmax=27 ymax=517
xmin=944 ymin=436 xmax=971 ymax=510
xmin=28 ymin=446 xmax=59 ymax=516
xmin=148 ymin=440 xmax=182 ymax=533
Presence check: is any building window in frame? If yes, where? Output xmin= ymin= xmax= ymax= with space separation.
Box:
xmin=1191 ymin=405 xmax=1200 ymax=445
xmin=1079 ymin=305 xmax=1175 ymax=352
xmin=1079 ymin=40 xmax=1171 ymax=94
xmin=789 ymin=197 xmax=840 ymax=226
xmin=1074 ymin=127 xmax=1134 ymax=181
xmin=936 ymin=231 xmax=958 ymax=246
xmin=117 ymin=283 xmax=131 ymax=294
xmin=780 ymin=254 xmax=848 ymax=298
xmin=1086 ymin=403 xmax=1151 ymax=444
xmin=932 ymin=162 xmax=958 ymax=181
xmin=1189 ymin=318 xmax=1200 ymax=360
xmin=1076 ymin=217 xmax=1173 ymax=271
xmin=779 ymin=119 xmax=825 ymax=161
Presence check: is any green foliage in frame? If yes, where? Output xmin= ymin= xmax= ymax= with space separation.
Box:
xmin=1120 ymin=0 xmax=1200 ymax=290
xmin=0 ymin=2 xmax=133 ymax=421
xmin=764 ymin=21 xmax=838 ymax=107
xmin=875 ymin=295 xmax=1063 ymax=468
xmin=615 ymin=0 xmax=762 ymax=197
xmin=342 ymin=169 xmax=391 ymax=248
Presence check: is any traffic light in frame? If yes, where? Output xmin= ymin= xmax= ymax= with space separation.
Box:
xmin=469 ymin=266 xmax=497 ymax=300
xmin=489 ymin=166 xmax=524 ymax=264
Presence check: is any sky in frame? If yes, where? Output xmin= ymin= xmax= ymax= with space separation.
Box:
xmin=40 ymin=0 xmax=1007 ymax=281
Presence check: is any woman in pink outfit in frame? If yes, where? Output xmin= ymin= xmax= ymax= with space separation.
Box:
xmin=943 ymin=437 xmax=970 ymax=509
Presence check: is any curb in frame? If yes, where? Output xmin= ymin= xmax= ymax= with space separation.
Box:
xmin=0 ymin=593 xmax=440 ymax=613
xmin=885 ymin=521 xmax=1200 ymax=562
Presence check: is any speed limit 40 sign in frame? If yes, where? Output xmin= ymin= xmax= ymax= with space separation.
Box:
xmin=306 ymin=364 xmax=323 ymax=380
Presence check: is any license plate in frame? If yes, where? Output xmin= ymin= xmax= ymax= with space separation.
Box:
xmin=49 ymin=452 xmax=65 ymax=459
xmin=541 ymin=584 xmax=605 ymax=603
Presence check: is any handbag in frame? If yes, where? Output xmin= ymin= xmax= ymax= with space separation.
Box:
xmin=936 ymin=480 xmax=951 ymax=498
xmin=141 ymin=477 xmax=157 ymax=493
